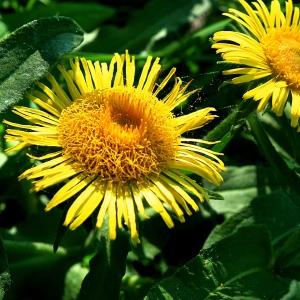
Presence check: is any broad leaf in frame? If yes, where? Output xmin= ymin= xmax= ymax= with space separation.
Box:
xmin=145 ymin=225 xmax=290 ymax=300
xmin=206 ymin=165 xmax=277 ymax=218
xmin=0 ymin=17 xmax=83 ymax=113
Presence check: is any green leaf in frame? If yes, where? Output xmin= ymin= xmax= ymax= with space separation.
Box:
xmin=204 ymin=190 xmax=300 ymax=249
xmin=0 ymin=16 xmax=83 ymax=113
xmin=79 ymin=230 xmax=130 ymax=300
xmin=85 ymin=0 xmax=209 ymax=52
xmin=205 ymin=165 xmax=277 ymax=218
xmin=0 ymin=236 xmax=11 ymax=300
xmin=2 ymin=2 xmax=115 ymax=32
xmin=145 ymin=225 xmax=289 ymax=300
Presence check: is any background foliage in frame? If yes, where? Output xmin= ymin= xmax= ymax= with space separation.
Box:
xmin=1 ymin=0 xmax=300 ymax=299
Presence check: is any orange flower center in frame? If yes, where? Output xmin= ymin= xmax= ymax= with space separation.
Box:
xmin=263 ymin=28 xmax=300 ymax=89
xmin=58 ymin=87 xmax=178 ymax=182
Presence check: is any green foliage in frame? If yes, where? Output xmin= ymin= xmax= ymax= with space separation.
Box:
xmin=85 ymin=0 xmax=211 ymax=53
xmin=206 ymin=165 xmax=277 ymax=217
xmin=0 ymin=16 xmax=83 ymax=113
xmin=204 ymin=190 xmax=300 ymax=249
xmin=1 ymin=0 xmax=300 ymax=299
xmin=146 ymin=225 xmax=290 ymax=299
xmin=144 ymin=190 xmax=300 ymax=299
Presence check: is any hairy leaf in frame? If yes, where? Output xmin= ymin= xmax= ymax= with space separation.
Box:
xmin=0 ymin=17 xmax=83 ymax=113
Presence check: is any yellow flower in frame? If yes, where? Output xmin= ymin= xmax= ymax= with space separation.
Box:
xmin=212 ymin=0 xmax=300 ymax=128
xmin=4 ymin=52 xmax=224 ymax=242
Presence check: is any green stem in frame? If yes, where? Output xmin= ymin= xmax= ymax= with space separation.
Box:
xmin=205 ymin=100 xmax=256 ymax=152
xmin=247 ymin=113 xmax=300 ymax=190
xmin=79 ymin=230 xmax=130 ymax=300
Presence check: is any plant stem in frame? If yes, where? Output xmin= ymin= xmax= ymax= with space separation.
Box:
xmin=79 ymin=230 xmax=130 ymax=300
xmin=205 ymin=100 xmax=256 ymax=152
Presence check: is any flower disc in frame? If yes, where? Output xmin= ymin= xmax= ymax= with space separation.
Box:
xmin=58 ymin=87 xmax=178 ymax=182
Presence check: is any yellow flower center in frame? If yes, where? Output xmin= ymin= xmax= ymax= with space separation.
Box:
xmin=58 ymin=87 xmax=178 ymax=182
xmin=263 ymin=28 xmax=300 ymax=89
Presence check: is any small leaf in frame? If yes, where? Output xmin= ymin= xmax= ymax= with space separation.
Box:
xmin=0 ymin=17 xmax=83 ymax=113
xmin=145 ymin=225 xmax=290 ymax=299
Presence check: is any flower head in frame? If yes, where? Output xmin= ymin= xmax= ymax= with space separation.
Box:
xmin=212 ymin=0 xmax=300 ymax=128
xmin=4 ymin=52 xmax=224 ymax=242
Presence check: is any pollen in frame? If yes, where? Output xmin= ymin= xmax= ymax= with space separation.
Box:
xmin=263 ymin=28 xmax=300 ymax=89
xmin=58 ymin=86 xmax=178 ymax=182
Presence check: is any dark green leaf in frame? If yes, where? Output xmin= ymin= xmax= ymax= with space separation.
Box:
xmin=145 ymin=225 xmax=289 ymax=300
xmin=3 ymin=2 xmax=115 ymax=32
xmin=79 ymin=229 xmax=130 ymax=300
xmin=0 ymin=16 xmax=83 ymax=113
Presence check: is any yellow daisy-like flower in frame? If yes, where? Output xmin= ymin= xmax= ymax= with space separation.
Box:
xmin=4 ymin=52 xmax=224 ymax=242
xmin=212 ymin=0 xmax=300 ymax=128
